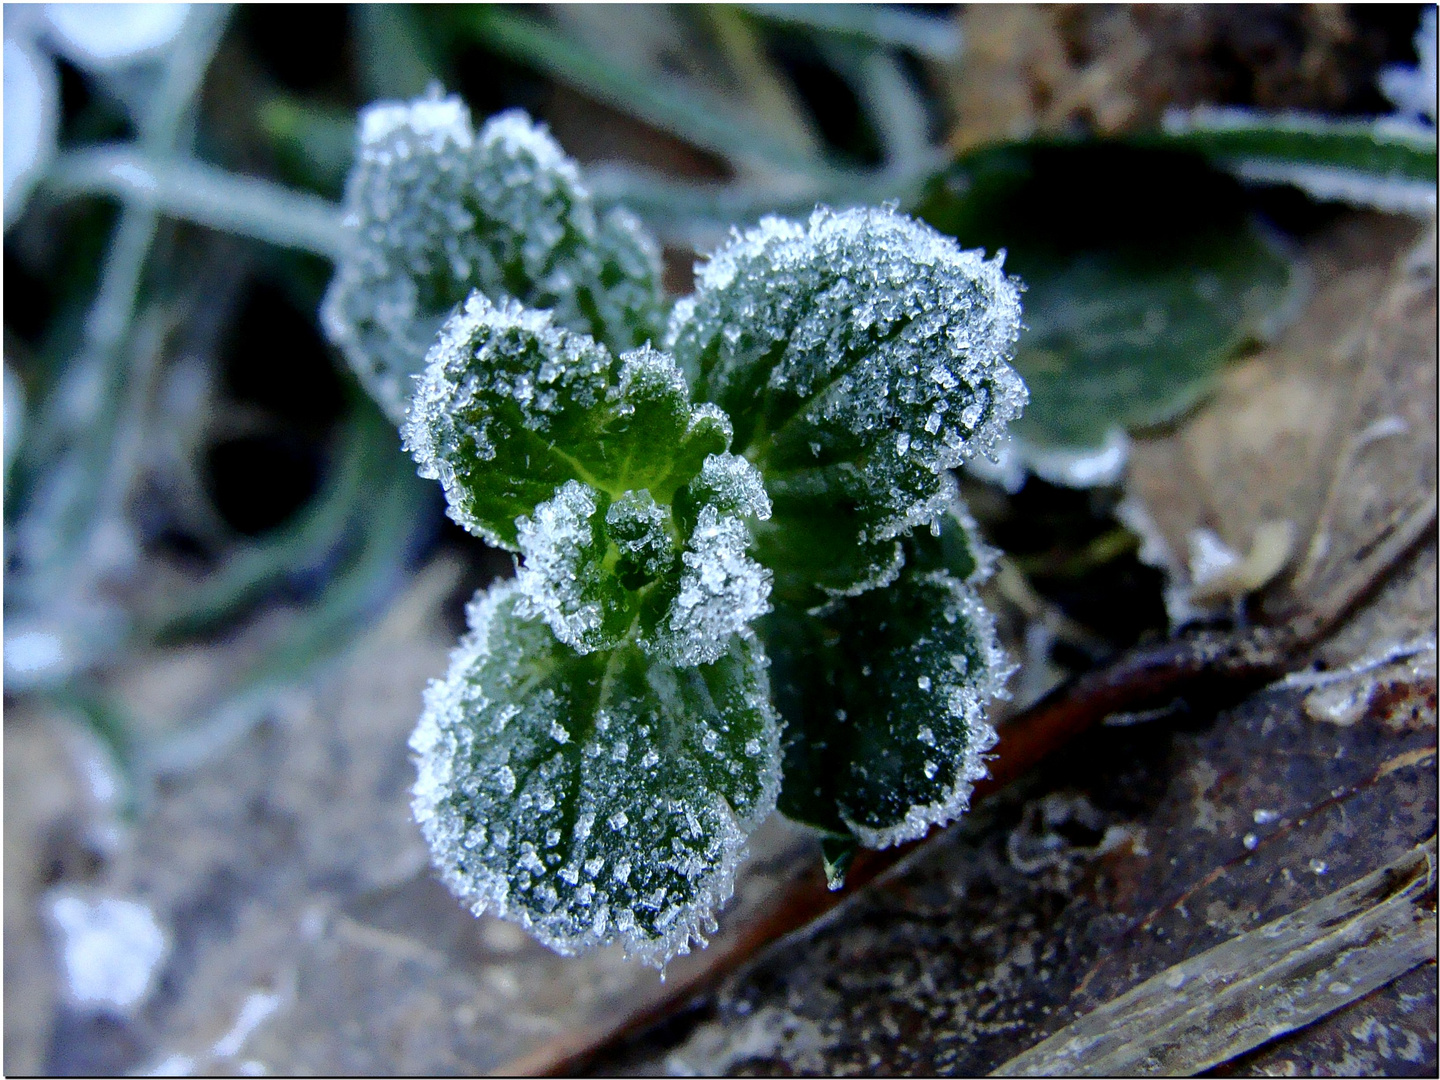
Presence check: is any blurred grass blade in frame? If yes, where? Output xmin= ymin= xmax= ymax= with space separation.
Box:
xmin=258 ymin=96 xmax=357 ymax=197
xmin=588 ymin=160 xmax=927 ymax=248
xmin=817 ymin=36 xmax=937 ymax=173
xmin=145 ymin=405 xmax=374 ymax=639
xmin=145 ymin=403 xmax=434 ymax=776
xmin=459 ymin=6 xmax=830 ymax=176
xmin=46 ymin=147 xmax=343 ymax=257
xmin=353 ymin=3 xmax=438 ymax=101
xmin=741 ymin=4 xmax=962 ymax=62
xmin=1154 ymin=107 xmax=1439 ymax=215
xmin=992 ymin=836 xmax=1439 ymax=1076
xmin=704 ymin=4 xmax=825 ymax=161
xmin=45 ymin=685 xmax=142 ymax=820
xmin=1158 ymin=107 xmax=1437 ymax=179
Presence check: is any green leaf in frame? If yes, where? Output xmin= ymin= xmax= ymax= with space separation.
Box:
xmin=739 ymin=3 xmax=963 ymax=63
xmin=321 ymin=93 xmax=666 ymax=423
xmin=903 ymin=488 xmax=992 ymax=584
xmin=404 ymin=294 xmax=729 ymax=549
xmin=668 ymin=205 xmax=1026 ymax=604
xmin=409 ymin=296 xmax=773 ymax=666
xmin=769 ymin=495 xmax=1003 ymax=863
xmin=916 ymin=143 xmax=1300 ymax=459
xmin=769 ymin=564 xmax=1005 ymax=852
xmin=411 ymin=580 xmax=781 ymax=968
xmin=1011 ymin=228 xmax=1293 ymax=451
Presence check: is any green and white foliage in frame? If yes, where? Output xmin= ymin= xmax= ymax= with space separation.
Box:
xmin=767 ymin=497 xmax=1006 ymax=884
xmin=412 ymin=582 xmax=780 ymax=965
xmin=668 ymin=206 xmax=1026 ymax=606
xmin=372 ymin=98 xmax=1026 ymax=966
xmin=321 ymin=91 xmax=665 ymax=423
xmin=403 ymin=293 xmax=772 ymax=668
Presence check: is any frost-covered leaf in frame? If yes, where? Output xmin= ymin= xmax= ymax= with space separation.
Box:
xmin=321 ymin=91 xmax=665 ymax=422
xmin=408 ymin=294 xmax=773 ymax=666
xmin=769 ymin=565 xmax=1005 ymax=853
xmin=668 ymin=206 xmax=1025 ymax=604
xmin=411 ymin=580 xmax=781 ymax=967
xmin=512 ymin=465 xmax=773 ymax=667
xmin=900 ymin=480 xmax=993 ymax=584
xmin=404 ymin=293 xmax=729 ymax=549
xmin=767 ymin=502 xmax=1005 ymax=858
xmin=917 ymin=143 xmax=1299 ymax=463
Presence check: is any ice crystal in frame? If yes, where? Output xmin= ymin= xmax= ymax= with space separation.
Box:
xmin=668 ymin=205 xmax=1026 ymax=603
xmin=322 ymin=92 xmax=664 ymax=422
xmin=411 ymin=581 xmax=781 ymax=966
xmin=661 ymin=502 xmax=772 ymax=666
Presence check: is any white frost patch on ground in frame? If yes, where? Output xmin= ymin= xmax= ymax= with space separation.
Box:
xmin=136 ymin=1052 xmax=196 ymax=1076
xmin=1281 ymin=634 xmax=1437 ymax=726
xmin=46 ymin=892 xmax=169 ymax=1014
xmin=668 ymin=1005 xmax=829 ymax=1076
xmin=212 ymin=989 xmax=287 ymax=1059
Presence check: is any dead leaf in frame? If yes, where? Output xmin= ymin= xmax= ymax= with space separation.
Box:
xmin=1124 ymin=211 xmax=1433 ymax=639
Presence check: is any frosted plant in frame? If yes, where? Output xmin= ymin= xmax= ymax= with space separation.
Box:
xmin=337 ymin=92 xmax=1027 ymax=966
xmin=322 ymin=90 xmax=665 ymax=422
xmin=405 ymin=294 xmax=773 ymax=667
xmin=667 ymin=207 xmax=1026 ymax=606
xmin=411 ymin=582 xmax=780 ymax=966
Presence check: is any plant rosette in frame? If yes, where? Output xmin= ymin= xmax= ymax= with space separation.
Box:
xmin=325 ymin=91 xmax=1028 ymax=966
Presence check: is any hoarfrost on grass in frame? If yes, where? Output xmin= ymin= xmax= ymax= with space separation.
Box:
xmin=43 ymin=3 xmax=190 ymax=69
xmin=1380 ymin=7 xmax=1437 ymax=123
xmin=3 ymin=32 xmax=59 ymax=229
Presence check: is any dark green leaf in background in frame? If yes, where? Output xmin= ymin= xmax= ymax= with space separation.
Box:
xmin=916 ymin=144 xmax=1300 ymax=456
